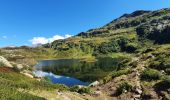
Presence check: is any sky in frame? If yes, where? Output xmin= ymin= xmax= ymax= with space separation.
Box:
xmin=0 ymin=0 xmax=170 ymax=47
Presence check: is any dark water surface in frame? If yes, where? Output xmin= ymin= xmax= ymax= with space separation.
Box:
xmin=34 ymin=57 xmax=120 ymax=86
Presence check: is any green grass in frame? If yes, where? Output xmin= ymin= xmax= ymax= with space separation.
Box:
xmin=100 ymin=69 xmax=132 ymax=84
xmin=0 ymin=67 xmax=69 ymax=99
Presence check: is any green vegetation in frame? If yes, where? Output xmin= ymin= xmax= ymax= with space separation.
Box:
xmin=70 ymin=86 xmax=90 ymax=94
xmin=115 ymin=81 xmax=133 ymax=96
xmin=0 ymin=67 xmax=69 ymax=99
xmin=154 ymin=76 xmax=170 ymax=92
xmin=141 ymin=68 xmax=161 ymax=81
xmin=101 ymin=69 xmax=132 ymax=84
xmin=1 ymin=8 xmax=170 ymax=99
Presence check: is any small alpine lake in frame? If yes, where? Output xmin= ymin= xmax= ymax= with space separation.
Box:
xmin=34 ymin=57 xmax=121 ymax=86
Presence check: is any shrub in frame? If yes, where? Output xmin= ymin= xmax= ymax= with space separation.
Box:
xmin=102 ymin=69 xmax=132 ymax=84
xmin=124 ymin=43 xmax=138 ymax=53
xmin=129 ymin=61 xmax=138 ymax=68
xmin=53 ymin=84 xmax=69 ymax=91
xmin=141 ymin=68 xmax=161 ymax=81
xmin=111 ymin=69 xmax=132 ymax=79
xmin=154 ymin=76 xmax=170 ymax=91
xmin=13 ymin=66 xmax=21 ymax=72
xmin=44 ymin=76 xmax=52 ymax=84
xmin=70 ymin=86 xmax=90 ymax=94
xmin=165 ymin=68 xmax=170 ymax=75
xmin=78 ymin=87 xmax=90 ymax=94
xmin=149 ymin=61 xmax=163 ymax=70
xmin=115 ymin=82 xmax=133 ymax=95
xmin=117 ymin=58 xmax=132 ymax=69
xmin=149 ymin=60 xmax=170 ymax=70
xmin=0 ymin=62 xmax=5 ymax=67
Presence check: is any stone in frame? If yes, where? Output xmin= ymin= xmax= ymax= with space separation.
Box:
xmin=92 ymin=91 xmax=102 ymax=96
xmin=89 ymin=81 xmax=100 ymax=87
xmin=167 ymin=88 xmax=170 ymax=94
xmin=21 ymin=72 xmax=34 ymax=78
xmin=161 ymin=70 xmax=165 ymax=74
xmin=135 ymin=88 xmax=142 ymax=94
xmin=133 ymin=94 xmax=141 ymax=99
xmin=97 ymin=87 xmax=101 ymax=90
xmin=17 ymin=64 xmax=24 ymax=70
xmin=0 ymin=56 xmax=13 ymax=68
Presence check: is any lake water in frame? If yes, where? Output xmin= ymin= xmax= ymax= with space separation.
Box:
xmin=34 ymin=57 xmax=120 ymax=86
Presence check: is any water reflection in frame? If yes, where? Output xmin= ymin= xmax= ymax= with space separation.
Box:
xmin=34 ymin=71 xmax=89 ymax=86
xmin=35 ymin=57 xmax=120 ymax=82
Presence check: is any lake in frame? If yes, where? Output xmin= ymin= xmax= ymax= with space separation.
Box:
xmin=34 ymin=57 xmax=120 ymax=86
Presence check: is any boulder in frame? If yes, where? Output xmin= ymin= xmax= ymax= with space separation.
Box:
xmin=92 ymin=91 xmax=102 ymax=96
xmin=89 ymin=81 xmax=100 ymax=87
xmin=135 ymin=88 xmax=142 ymax=94
xmin=20 ymin=72 xmax=34 ymax=78
xmin=132 ymin=94 xmax=141 ymax=99
xmin=0 ymin=56 xmax=13 ymax=68
xmin=16 ymin=64 xmax=24 ymax=70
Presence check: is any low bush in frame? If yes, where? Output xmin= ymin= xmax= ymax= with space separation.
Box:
xmin=129 ymin=61 xmax=138 ymax=68
xmin=141 ymin=68 xmax=161 ymax=81
xmin=70 ymin=86 xmax=90 ymax=94
xmin=102 ymin=69 xmax=132 ymax=84
xmin=115 ymin=82 xmax=133 ymax=96
xmin=154 ymin=76 xmax=170 ymax=91
xmin=124 ymin=43 xmax=138 ymax=53
xmin=165 ymin=68 xmax=170 ymax=75
xmin=149 ymin=61 xmax=164 ymax=70
xmin=117 ymin=58 xmax=132 ymax=70
xmin=111 ymin=69 xmax=132 ymax=78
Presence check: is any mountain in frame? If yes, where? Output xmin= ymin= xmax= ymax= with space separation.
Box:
xmin=42 ymin=8 xmax=170 ymax=99
xmin=43 ymin=8 xmax=170 ymax=59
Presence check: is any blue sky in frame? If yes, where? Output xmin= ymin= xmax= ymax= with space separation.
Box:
xmin=0 ymin=0 xmax=170 ymax=47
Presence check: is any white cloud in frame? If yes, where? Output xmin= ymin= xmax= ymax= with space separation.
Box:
xmin=2 ymin=36 xmax=7 ymax=39
xmin=30 ymin=34 xmax=72 ymax=45
xmin=30 ymin=37 xmax=49 ymax=45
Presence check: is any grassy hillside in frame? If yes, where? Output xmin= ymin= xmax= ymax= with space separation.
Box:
xmin=44 ymin=8 xmax=170 ymax=59
xmin=42 ymin=8 xmax=170 ymax=99
xmin=0 ymin=67 xmax=68 ymax=99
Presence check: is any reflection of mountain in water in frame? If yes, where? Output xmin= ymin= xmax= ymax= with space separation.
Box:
xmin=34 ymin=71 xmax=88 ymax=86
xmin=35 ymin=57 xmax=120 ymax=82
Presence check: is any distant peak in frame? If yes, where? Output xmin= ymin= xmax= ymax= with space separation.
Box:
xmin=120 ymin=10 xmax=151 ymax=18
